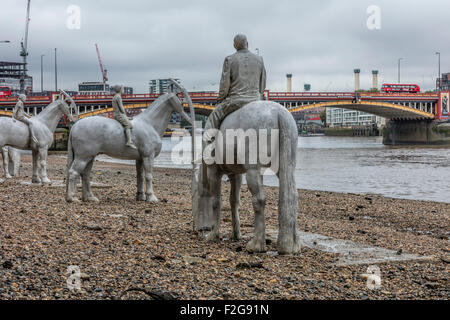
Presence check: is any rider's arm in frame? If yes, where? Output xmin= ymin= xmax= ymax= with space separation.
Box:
xmin=259 ymin=59 xmax=267 ymax=98
xmin=116 ymin=95 xmax=126 ymax=114
xmin=217 ymin=57 xmax=231 ymax=103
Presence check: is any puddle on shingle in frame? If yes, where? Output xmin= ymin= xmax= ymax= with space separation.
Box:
xmin=263 ymin=230 xmax=433 ymax=266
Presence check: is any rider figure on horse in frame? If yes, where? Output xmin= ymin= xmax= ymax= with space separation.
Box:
xmin=12 ymin=94 xmax=40 ymax=146
xmin=203 ymin=34 xmax=266 ymax=146
xmin=111 ymin=85 xmax=137 ymax=149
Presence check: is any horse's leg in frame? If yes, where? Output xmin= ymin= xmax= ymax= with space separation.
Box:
xmin=245 ymin=168 xmax=267 ymax=253
xmin=2 ymin=147 xmax=12 ymax=179
xmin=0 ymin=148 xmax=4 ymax=183
xmin=229 ymin=174 xmax=242 ymax=240
xmin=9 ymin=147 xmax=20 ymax=176
xmin=136 ymin=159 xmax=146 ymax=201
xmin=142 ymin=154 xmax=158 ymax=202
xmin=66 ymin=158 xmax=88 ymax=203
xmin=38 ymin=147 xmax=51 ymax=184
xmin=81 ymin=159 xmax=98 ymax=202
xmin=205 ymin=166 xmax=222 ymax=242
xmin=31 ymin=149 xmax=41 ymax=184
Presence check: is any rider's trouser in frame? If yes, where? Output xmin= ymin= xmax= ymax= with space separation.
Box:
xmin=203 ymin=97 xmax=258 ymax=142
xmin=17 ymin=117 xmax=34 ymax=134
xmin=202 ymin=97 xmax=259 ymax=185
xmin=16 ymin=117 xmax=38 ymax=146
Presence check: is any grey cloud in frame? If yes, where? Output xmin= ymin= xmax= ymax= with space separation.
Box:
xmin=0 ymin=0 xmax=448 ymax=93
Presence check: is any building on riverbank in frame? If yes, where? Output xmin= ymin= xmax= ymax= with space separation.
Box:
xmin=0 ymin=61 xmax=33 ymax=94
xmin=149 ymin=78 xmax=180 ymax=94
xmin=326 ymin=108 xmax=384 ymax=127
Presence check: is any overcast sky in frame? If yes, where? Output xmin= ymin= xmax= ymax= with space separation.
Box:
xmin=1 ymin=0 xmax=449 ymax=93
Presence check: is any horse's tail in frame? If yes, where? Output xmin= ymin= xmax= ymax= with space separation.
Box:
xmin=276 ymin=109 xmax=300 ymax=254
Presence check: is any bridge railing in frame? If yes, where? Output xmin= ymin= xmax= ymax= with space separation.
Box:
xmin=268 ymin=92 xmax=355 ymax=98
xmin=360 ymin=92 xmax=438 ymax=98
xmin=0 ymin=90 xmax=440 ymax=108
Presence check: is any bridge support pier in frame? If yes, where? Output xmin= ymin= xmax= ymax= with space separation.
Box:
xmin=383 ymin=119 xmax=450 ymax=145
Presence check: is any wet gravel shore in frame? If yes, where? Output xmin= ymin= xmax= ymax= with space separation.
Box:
xmin=0 ymin=155 xmax=448 ymax=300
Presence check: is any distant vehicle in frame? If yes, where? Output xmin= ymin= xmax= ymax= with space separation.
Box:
xmin=0 ymin=86 xmax=12 ymax=98
xmin=381 ymin=83 xmax=420 ymax=94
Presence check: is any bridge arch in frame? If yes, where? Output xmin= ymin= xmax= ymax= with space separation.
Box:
xmin=288 ymin=100 xmax=434 ymax=120
xmin=77 ymin=102 xmax=215 ymax=118
xmin=0 ymin=110 xmax=12 ymax=117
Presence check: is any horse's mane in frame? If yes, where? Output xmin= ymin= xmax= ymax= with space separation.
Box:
xmin=36 ymin=99 xmax=66 ymax=119
xmin=138 ymin=93 xmax=171 ymax=117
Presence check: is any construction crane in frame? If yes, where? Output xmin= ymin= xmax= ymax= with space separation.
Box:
xmin=95 ymin=43 xmax=108 ymax=83
xmin=19 ymin=0 xmax=31 ymax=93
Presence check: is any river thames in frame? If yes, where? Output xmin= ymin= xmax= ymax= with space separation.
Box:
xmin=97 ymin=135 xmax=450 ymax=203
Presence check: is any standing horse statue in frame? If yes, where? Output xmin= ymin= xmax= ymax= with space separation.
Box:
xmin=192 ymin=100 xmax=301 ymax=255
xmin=0 ymin=92 xmax=77 ymax=184
xmin=66 ymin=80 xmax=195 ymax=203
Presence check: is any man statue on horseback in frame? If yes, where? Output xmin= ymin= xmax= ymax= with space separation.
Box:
xmin=111 ymin=84 xmax=137 ymax=149
xmin=194 ymin=34 xmax=301 ymax=255
xmin=203 ymin=34 xmax=266 ymax=146
xmin=12 ymin=94 xmax=39 ymax=146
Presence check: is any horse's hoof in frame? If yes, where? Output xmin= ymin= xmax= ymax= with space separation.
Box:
xmin=66 ymin=196 xmax=80 ymax=203
xmin=277 ymin=234 xmax=301 ymax=255
xmin=205 ymin=231 xmax=220 ymax=242
xmin=246 ymin=238 xmax=267 ymax=253
xmin=136 ymin=193 xmax=146 ymax=201
xmin=231 ymin=233 xmax=242 ymax=241
xmin=5 ymin=174 xmax=12 ymax=179
xmin=146 ymin=194 xmax=159 ymax=203
xmin=31 ymin=177 xmax=41 ymax=184
xmin=87 ymin=196 xmax=99 ymax=203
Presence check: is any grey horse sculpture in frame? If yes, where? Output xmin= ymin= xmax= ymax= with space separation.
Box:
xmin=65 ymin=80 xmax=194 ymax=203
xmin=193 ymin=101 xmax=301 ymax=255
xmin=0 ymin=92 xmax=76 ymax=184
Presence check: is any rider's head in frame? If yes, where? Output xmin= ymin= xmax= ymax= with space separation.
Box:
xmin=18 ymin=94 xmax=26 ymax=102
xmin=233 ymin=34 xmax=248 ymax=51
xmin=111 ymin=85 xmax=123 ymax=94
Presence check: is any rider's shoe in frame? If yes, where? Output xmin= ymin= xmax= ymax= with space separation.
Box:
xmin=126 ymin=142 xmax=138 ymax=149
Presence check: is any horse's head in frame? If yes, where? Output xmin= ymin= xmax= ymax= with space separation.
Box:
xmin=166 ymin=79 xmax=195 ymax=125
xmin=59 ymin=90 xmax=78 ymax=122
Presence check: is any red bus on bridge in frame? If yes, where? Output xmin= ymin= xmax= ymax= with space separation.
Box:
xmin=381 ymin=83 xmax=420 ymax=94
xmin=0 ymin=86 xmax=12 ymax=98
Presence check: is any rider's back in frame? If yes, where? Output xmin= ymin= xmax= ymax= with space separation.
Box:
xmin=221 ymin=49 xmax=265 ymax=102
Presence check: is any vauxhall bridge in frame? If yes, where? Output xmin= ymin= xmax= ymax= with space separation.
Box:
xmin=0 ymin=90 xmax=445 ymax=120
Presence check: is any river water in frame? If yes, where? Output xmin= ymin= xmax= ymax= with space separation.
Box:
xmin=97 ymin=136 xmax=450 ymax=203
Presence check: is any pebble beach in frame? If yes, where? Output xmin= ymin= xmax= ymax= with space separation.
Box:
xmin=0 ymin=154 xmax=448 ymax=300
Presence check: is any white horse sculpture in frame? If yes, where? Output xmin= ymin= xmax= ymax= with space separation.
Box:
xmin=192 ymin=101 xmax=301 ymax=255
xmin=0 ymin=93 xmax=76 ymax=184
xmin=66 ymin=80 xmax=194 ymax=203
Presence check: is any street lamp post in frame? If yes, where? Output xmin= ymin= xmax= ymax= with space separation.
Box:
xmin=398 ymin=58 xmax=403 ymax=83
xmin=436 ymin=52 xmax=441 ymax=91
xmin=54 ymin=48 xmax=58 ymax=91
xmin=40 ymin=54 xmax=44 ymax=93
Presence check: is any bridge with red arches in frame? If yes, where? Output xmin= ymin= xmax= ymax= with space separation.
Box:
xmin=1 ymin=90 xmax=448 ymax=121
